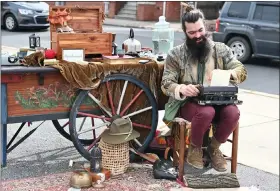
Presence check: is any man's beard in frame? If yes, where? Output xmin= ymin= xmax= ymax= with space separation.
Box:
xmin=186 ymin=34 xmax=211 ymax=62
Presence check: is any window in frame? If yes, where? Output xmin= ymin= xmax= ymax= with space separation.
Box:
xmin=227 ymin=2 xmax=251 ymax=18
xmin=55 ymin=1 xmax=65 ymax=6
xmin=253 ymin=5 xmax=280 ymax=22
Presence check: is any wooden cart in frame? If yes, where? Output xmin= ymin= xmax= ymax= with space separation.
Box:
xmin=1 ymin=62 xmax=239 ymax=186
xmin=0 ymin=62 xmax=167 ymax=165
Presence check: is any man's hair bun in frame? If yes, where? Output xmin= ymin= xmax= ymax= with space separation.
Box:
xmin=181 ymin=2 xmax=194 ymax=13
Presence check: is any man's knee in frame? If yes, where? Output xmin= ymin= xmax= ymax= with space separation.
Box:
xmin=196 ymin=106 xmax=215 ymax=121
xmin=223 ymin=105 xmax=240 ymax=121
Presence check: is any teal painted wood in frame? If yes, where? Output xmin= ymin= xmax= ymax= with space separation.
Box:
xmin=1 ymin=84 xmax=8 ymax=166
xmin=1 ymin=84 xmax=7 ymax=124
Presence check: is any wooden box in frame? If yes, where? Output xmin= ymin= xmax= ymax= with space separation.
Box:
xmin=56 ymin=33 xmax=112 ymax=60
xmin=50 ymin=6 xmax=104 ymax=52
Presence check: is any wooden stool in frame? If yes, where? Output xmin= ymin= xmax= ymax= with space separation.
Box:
xmin=170 ymin=118 xmax=239 ymax=184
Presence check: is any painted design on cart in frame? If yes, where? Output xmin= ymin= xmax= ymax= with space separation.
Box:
xmin=14 ymin=82 xmax=96 ymax=109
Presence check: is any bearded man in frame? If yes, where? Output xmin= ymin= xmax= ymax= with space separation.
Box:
xmin=161 ymin=5 xmax=247 ymax=172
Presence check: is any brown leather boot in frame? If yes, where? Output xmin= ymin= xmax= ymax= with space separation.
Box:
xmin=186 ymin=144 xmax=203 ymax=169
xmin=207 ymin=137 xmax=227 ymax=172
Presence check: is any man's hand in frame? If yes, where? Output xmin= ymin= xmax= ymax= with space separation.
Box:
xmin=179 ymin=84 xmax=200 ymax=97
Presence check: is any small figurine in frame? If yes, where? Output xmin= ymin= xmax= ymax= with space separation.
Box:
xmin=92 ymin=173 xmax=106 ymax=188
xmin=48 ymin=8 xmax=74 ymax=33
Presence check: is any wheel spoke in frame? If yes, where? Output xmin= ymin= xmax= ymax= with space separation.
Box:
xmin=77 ymin=112 xmax=111 ymax=121
xmin=87 ymin=136 xmax=102 ymax=151
xmin=133 ymin=138 xmax=143 ymax=147
xmin=61 ymin=121 xmax=69 ymax=128
xmin=120 ymin=89 xmax=144 ymax=116
xmin=78 ymin=117 xmax=87 ymax=132
xmin=100 ymin=115 xmax=108 ymax=123
xmin=117 ymin=80 xmax=128 ymax=115
xmin=88 ymin=92 xmax=112 ymax=117
xmin=77 ymin=122 xmax=110 ymax=135
xmin=123 ymin=106 xmax=152 ymax=119
xmin=91 ymin=117 xmax=96 ymax=140
xmin=106 ymin=81 xmax=116 ymax=115
xmin=131 ymin=122 xmax=151 ymax=129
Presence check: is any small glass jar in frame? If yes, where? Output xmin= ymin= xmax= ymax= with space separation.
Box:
xmin=117 ymin=49 xmax=125 ymax=58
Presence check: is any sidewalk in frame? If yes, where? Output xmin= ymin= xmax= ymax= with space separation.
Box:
xmin=222 ymin=90 xmax=279 ymax=175
xmin=157 ymin=89 xmax=279 ymax=176
xmin=103 ymin=18 xmax=216 ymax=32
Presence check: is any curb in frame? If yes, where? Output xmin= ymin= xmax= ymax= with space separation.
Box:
xmin=103 ymin=23 xmax=183 ymax=32
xmin=239 ymin=89 xmax=279 ymax=99
xmin=104 ymin=23 xmax=149 ymax=29
xmin=2 ymin=46 xmax=18 ymax=50
xmin=104 ymin=23 xmax=214 ymax=34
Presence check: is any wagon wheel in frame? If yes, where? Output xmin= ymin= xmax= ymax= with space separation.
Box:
xmin=69 ymin=74 xmax=158 ymax=161
xmin=52 ymin=119 xmax=94 ymax=145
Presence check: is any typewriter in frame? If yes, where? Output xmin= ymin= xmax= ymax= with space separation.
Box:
xmin=192 ymin=85 xmax=243 ymax=106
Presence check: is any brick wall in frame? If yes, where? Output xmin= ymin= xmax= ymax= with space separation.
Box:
xmin=137 ymin=4 xmax=157 ymax=21
xmin=108 ymin=2 xmax=126 ymax=18
xmin=165 ymin=2 xmax=181 ymax=21
xmin=137 ymin=2 xmax=181 ymax=22
xmin=46 ymin=1 xmax=220 ymax=21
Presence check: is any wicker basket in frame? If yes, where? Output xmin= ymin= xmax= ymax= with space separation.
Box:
xmin=99 ymin=139 xmax=129 ymax=176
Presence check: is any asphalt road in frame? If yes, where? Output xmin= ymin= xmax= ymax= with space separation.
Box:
xmin=1 ymin=26 xmax=279 ymax=95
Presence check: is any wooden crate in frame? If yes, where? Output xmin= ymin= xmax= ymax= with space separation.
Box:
xmin=50 ymin=6 xmax=104 ymax=52
xmin=56 ymin=33 xmax=112 ymax=60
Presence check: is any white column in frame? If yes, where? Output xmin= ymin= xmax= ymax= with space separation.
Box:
xmin=104 ymin=2 xmax=109 ymax=15
xmin=163 ymin=1 xmax=166 ymax=17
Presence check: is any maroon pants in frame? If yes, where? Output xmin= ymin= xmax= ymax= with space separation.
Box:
xmin=180 ymin=102 xmax=240 ymax=147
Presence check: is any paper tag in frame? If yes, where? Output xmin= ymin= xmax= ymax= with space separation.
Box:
xmin=210 ymin=69 xmax=231 ymax=86
xmin=62 ymin=49 xmax=84 ymax=62
xmin=69 ymin=160 xmax=73 ymax=167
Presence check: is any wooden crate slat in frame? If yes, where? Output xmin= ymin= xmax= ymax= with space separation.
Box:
xmin=67 ymin=24 xmax=101 ymax=32
xmin=56 ymin=33 xmax=112 ymax=59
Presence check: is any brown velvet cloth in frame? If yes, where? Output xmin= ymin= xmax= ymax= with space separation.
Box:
xmin=52 ymin=60 xmax=162 ymax=96
xmin=51 ymin=60 xmax=168 ymax=139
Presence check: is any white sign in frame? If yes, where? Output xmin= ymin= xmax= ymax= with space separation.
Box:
xmin=62 ymin=49 xmax=84 ymax=62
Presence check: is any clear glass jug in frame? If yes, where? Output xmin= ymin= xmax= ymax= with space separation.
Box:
xmin=152 ymin=16 xmax=174 ymax=55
